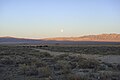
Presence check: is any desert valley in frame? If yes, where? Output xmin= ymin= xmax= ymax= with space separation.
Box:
xmin=1 ymin=0 xmax=120 ymax=80
xmin=0 ymin=34 xmax=120 ymax=80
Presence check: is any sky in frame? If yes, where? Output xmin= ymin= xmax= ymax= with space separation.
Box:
xmin=0 ymin=0 xmax=120 ymax=38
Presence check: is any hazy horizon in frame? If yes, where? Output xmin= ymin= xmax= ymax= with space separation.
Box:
xmin=0 ymin=0 xmax=120 ymax=38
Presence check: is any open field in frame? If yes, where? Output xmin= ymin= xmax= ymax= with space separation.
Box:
xmin=0 ymin=45 xmax=120 ymax=80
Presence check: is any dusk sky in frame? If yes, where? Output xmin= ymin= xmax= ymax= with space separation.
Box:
xmin=0 ymin=0 xmax=120 ymax=38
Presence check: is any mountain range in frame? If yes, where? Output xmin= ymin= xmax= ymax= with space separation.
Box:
xmin=44 ymin=33 xmax=120 ymax=42
xmin=0 ymin=34 xmax=120 ymax=44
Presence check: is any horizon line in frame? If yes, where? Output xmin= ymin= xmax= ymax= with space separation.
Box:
xmin=0 ymin=33 xmax=120 ymax=40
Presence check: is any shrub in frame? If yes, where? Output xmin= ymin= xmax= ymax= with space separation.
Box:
xmin=38 ymin=66 xmax=51 ymax=78
xmin=0 ymin=56 xmax=14 ymax=65
xmin=68 ymin=74 xmax=88 ymax=80
xmin=55 ymin=54 xmax=69 ymax=60
xmin=57 ymin=60 xmax=71 ymax=74
xmin=78 ymin=59 xmax=99 ymax=69
xmin=18 ymin=64 xmax=38 ymax=76
xmin=35 ymin=61 xmax=46 ymax=68
xmin=29 ymin=52 xmax=52 ymax=58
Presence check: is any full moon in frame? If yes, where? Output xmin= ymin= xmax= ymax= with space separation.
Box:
xmin=60 ymin=29 xmax=63 ymax=33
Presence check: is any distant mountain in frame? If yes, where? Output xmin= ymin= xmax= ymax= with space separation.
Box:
xmin=0 ymin=37 xmax=42 ymax=44
xmin=0 ymin=34 xmax=120 ymax=45
xmin=44 ymin=34 xmax=120 ymax=42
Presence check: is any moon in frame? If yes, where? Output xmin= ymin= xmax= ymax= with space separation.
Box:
xmin=60 ymin=29 xmax=63 ymax=33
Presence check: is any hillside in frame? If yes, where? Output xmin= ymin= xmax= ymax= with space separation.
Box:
xmin=44 ymin=34 xmax=120 ymax=42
